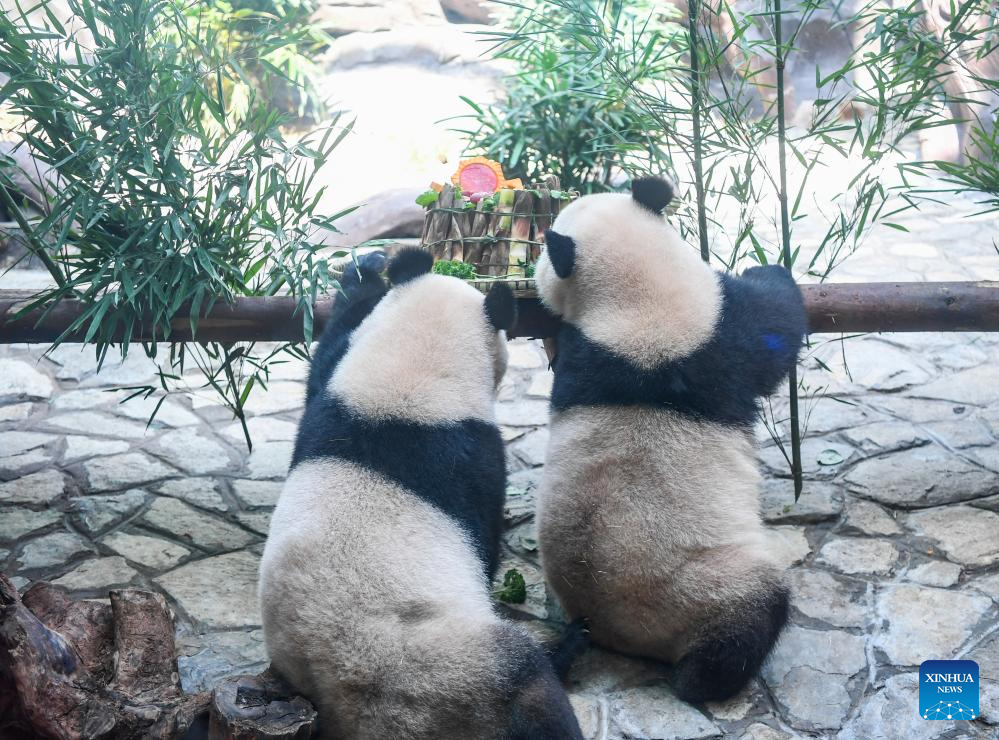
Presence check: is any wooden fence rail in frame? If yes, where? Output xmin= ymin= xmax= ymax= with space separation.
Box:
xmin=1 ymin=281 xmax=998 ymax=344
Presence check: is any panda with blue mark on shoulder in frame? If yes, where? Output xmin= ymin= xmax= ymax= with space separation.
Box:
xmin=534 ymin=177 xmax=808 ymax=703
xmin=259 ymin=248 xmax=583 ymax=740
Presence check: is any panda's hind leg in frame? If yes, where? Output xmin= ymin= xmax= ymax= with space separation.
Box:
xmin=669 ymin=577 xmax=789 ymax=704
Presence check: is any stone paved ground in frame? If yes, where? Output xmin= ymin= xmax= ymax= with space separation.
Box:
xmin=1 ymin=196 xmax=998 ymax=738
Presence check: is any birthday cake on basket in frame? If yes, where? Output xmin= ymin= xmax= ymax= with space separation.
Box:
xmin=417 ymin=157 xmax=577 ymax=282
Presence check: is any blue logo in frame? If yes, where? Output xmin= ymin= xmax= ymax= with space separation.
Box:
xmin=919 ymin=660 xmax=979 ymax=720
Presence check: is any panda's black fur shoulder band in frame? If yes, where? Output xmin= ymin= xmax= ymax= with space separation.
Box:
xmin=292 ymin=395 xmax=507 ymax=576
xmin=549 ymin=267 xmax=806 ymax=426
xmin=388 ymin=246 xmax=434 ymax=285
xmin=631 ymin=176 xmax=674 ymax=215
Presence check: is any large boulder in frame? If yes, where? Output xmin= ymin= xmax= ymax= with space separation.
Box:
xmin=318 ymin=25 xmax=503 ymax=70
xmin=317 ymin=188 xmax=425 ymax=248
xmin=311 ymin=0 xmax=445 ymax=36
xmin=441 ymin=0 xmax=497 ymax=24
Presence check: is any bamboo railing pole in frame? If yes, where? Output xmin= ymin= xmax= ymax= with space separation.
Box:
xmin=2 ymin=282 xmax=999 ymax=344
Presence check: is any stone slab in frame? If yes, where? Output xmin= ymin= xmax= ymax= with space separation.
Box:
xmin=816 ymin=537 xmax=898 ymax=575
xmin=18 ymin=531 xmax=93 ymax=570
xmin=51 ymin=556 xmax=138 ymax=591
xmin=844 ymin=446 xmax=998 ymax=507
xmin=83 ymin=452 xmax=175 ymax=491
xmin=606 ymin=685 xmax=719 ymax=740
xmin=875 ymin=585 xmax=991 ymax=665
xmin=906 ymin=505 xmax=999 ymax=566
xmin=0 ymin=469 xmax=65 ymax=505
xmin=155 ymin=550 xmax=261 ymax=628
xmin=786 ymin=569 xmax=868 ymax=628
xmin=0 ymin=507 xmax=61 ymax=541
xmin=761 ymin=480 xmax=842 ymax=524
xmin=0 ymin=359 xmax=54 ymax=400
xmin=103 ymin=530 xmax=191 ymax=570
xmin=158 ymin=478 xmax=228 ymax=512
xmin=69 ymin=489 xmax=148 ymax=535
xmin=231 ymin=479 xmax=283 ymax=509
xmin=142 ymin=497 xmax=255 ymax=550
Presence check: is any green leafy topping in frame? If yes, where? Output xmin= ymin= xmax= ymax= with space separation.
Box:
xmin=495 ymin=568 xmax=527 ymax=604
xmin=432 ymin=259 xmax=477 ymax=280
xmin=415 ymin=189 xmax=440 ymax=208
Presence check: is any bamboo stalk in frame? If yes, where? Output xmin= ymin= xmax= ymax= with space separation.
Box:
xmin=533 ymin=187 xmax=553 ymax=263
xmin=489 ymin=189 xmax=516 ymax=276
xmin=508 ymin=191 xmax=535 ymax=277
xmin=772 ymin=0 xmax=803 ymax=499
xmin=687 ymin=0 xmax=711 ymax=264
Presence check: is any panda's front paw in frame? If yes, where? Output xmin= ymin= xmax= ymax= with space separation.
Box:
xmin=357 ymin=250 xmax=387 ymax=274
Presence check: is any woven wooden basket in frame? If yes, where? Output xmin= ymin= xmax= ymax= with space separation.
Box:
xmin=419 ymin=176 xmax=576 ymax=279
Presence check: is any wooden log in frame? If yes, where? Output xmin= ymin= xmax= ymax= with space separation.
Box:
xmin=2 ymin=282 xmax=999 ymax=345
xmin=21 ymin=582 xmax=114 ymax=680
xmin=208 ymin=671 xmax=317 ymax=740
xmin=804 ymin=281 xmax=999 ymax=332
xmin=443 ymin=198 xmax=466 ymax=263
xmin=109 ymin=590 xmax=182 ymax=703
xmin=0 ymin=573 xmax=211 ymax=739
xmin=1 ymin=574 xmax=94 ymax=739
xmin=1 ymin=575 xmax=321 ymax=740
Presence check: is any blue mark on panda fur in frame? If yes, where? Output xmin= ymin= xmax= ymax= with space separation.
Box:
xmin=763 ymin=333 xmax=786 ymax=353
xmin=550 ymin=265 xmax=806 ymax=427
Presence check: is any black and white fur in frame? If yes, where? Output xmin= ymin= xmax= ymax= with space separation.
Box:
xmin=534 ymin=179 xmax=807 ymax=704
xmin=259 ymin=248 xmax=583 ymax=740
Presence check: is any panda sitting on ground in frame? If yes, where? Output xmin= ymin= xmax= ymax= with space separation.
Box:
xmin=534 ymin=178 xmax=807 ymax=704
xmin=259 ymin=248 xmax=583 ymax=740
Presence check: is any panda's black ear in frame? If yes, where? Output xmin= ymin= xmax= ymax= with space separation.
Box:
xmin=631 ymin=176 xmax=674 ymax=215
xmin=544 ymin=230 xmax=575 ymax=279
xmin=484 ymin=282 xmax=517 ymax=332
xmin=387 ymin=247 xmax=434 ymax=286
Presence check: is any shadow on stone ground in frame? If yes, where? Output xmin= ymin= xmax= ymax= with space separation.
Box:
xmin=1 ymin=200 xmax=998 ymax=739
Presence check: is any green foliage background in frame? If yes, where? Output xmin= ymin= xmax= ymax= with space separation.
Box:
xmin=0 ymin=0 xmax=347 ymax=446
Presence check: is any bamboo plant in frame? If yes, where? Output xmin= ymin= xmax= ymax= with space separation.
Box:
xmin=0 ymin=0 xmax=349 ymax=447
xmin=465 ymin=0 xmax=998 ymax=491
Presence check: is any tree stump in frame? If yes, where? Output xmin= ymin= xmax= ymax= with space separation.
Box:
xmin=0 ymin=573 xmax=208 ymax=739
xmin=209 ymin=672 xmax=317 ymax=740
xmin=0 ymin=573 xmax=318 ymax=740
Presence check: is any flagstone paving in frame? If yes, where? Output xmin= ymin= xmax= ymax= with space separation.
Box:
xmin=1 ymin=198 xmax=997 ymax=738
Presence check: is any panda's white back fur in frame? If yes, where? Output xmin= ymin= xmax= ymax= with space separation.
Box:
xmin=538 ymin=406 xmax=774 ymax=661
xmin=328 ymin=273 xmax=506 ymax=425
xmin=261 ymin=458 xmax=505 ymax=739
xmin=534 ymin=193 xmax=721 ymax=370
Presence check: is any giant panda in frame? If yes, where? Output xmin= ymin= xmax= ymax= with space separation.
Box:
xmin=259 ymin=248 xmax=583 ymax=740
xmin=534 ymin=177 xmax=807 ymax=704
